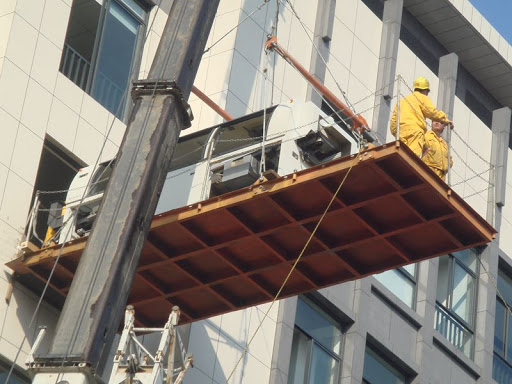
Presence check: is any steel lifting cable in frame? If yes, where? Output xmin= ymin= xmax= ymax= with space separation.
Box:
xmin=284 ymin=0 xmax=357 ymax=113
xmin=450 ymin=146 xmax=494 ymax=186
xmin=477 ymin=254 xmax=512 ymax=327
xmin=225 ymin=146 xmax=363 ymax=383
xmin=203 ymin=0 xmax=270 ymax=55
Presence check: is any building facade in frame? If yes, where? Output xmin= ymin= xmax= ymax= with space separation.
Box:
xmin=0 ymin=0 xmax=512 ymax=383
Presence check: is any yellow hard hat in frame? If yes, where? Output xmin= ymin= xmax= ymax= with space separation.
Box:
xmin=413 ymin=76 xmax=430 ymax=90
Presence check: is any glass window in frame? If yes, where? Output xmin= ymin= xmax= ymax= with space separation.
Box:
xmin=288 ymin=297 xmax=343 ymax=384
xmin=60 ymin=0 xmax=147 ymax=119
xmin=493 ymin=267 xmax=512 ymax=383
xmin=0 ymin=360 xmax=30 ymax=384
xmin=374 ymin=264 xmax=416 ymax=308
xmin=435 ymin=250 xmax=477 ymax=358
xmin=362 ymin=346 xmax=405 ymax=384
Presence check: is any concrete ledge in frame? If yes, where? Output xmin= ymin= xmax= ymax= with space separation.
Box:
xmin=370 ymin=279 xmax=423 ymax=330
xmin=433 ymin=330 xmax=481 ymax=379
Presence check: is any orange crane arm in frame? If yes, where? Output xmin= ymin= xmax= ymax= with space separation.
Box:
xmin=191 ymin=85 xmax=233 ymax=121
xmin=265 ymin=36 xmax=369 ymax=133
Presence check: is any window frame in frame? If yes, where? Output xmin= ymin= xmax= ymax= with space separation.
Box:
xmin=437 ymin=252 xmax=478 ymax=330
xmin=62 ymin=0 xmax=149 ymax=121
xmin=493 ymin=264 xmax=512 ymax=382
xmin=435 ymin=250 xmax=479 ymax=358
xmin=374 ymin=263 xmax=418 ymax=310
xmin=287 ymin=296 xmax=345 ymax=384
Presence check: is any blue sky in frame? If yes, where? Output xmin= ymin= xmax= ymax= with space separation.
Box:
xmin=469 ymin=0 xmax=512 ymax=44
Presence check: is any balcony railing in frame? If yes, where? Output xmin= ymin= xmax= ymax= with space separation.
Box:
xmin=60 ymin=44 xmax=125 ymax=117
xmin=60 ymin=44 xmax=91 ymax=91
xmin=494 ymin=353 xmax=512 ymax=384
xmin=93 ymin=71 xmax=124 ymax=116
xmin=435 ymin=304 xmax=473 ymax=358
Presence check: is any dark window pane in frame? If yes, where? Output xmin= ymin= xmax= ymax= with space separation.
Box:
xmin=288 ymin=328 xmax=309 ymax=384
xmin=60 ymin=0 xmax=101 ymax=90
xmin=212 ymin=111 xmax=271 ymax=158
xmin=499 ymin=270 xmax=512 ymax=307
xmin=507 ymin=314 xmax=512 ymax=365
xmin=92 ymin=0 xmax=141 ymax=116
xmin=0 ymin=361 xmax=30 ymax=384
xmin=296 ymin=298 xmax=342 ymax=355
xmin=493 ymin=353 xmax=512 ymax=384
xmin=495 ymin=300 xmax=506 ymax=356
xmin=308 ymin=344 xmax=339 ymax=384
xmin=363 ymin=347 xmax=405 ymax=384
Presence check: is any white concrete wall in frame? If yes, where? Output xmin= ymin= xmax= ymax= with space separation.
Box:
xmin=328 ymin=0 xmax=382 ymax=125
xmin=0 ymin=0 xmax=123 ymax=370
xmin=450 ymin=97 xmax=493 ymax=218
xmin=185 ymin=304 xmax=278 ymax=384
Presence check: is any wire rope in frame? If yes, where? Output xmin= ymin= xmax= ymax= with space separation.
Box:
xmin=203 ymin=0 xmax=270 ymax=55
xmin=225 ymin=146 xmax=363 ymax=383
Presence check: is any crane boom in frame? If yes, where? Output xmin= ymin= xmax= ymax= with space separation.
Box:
xmin=265 ymin=35 xmax=369 ymax=133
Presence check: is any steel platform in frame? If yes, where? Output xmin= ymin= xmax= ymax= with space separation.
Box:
xmin=7 ymin=142 xmax=496 ymax=326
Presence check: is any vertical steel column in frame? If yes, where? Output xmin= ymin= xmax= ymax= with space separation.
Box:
xmin=43 ymin=0 xmax=220 ymax=375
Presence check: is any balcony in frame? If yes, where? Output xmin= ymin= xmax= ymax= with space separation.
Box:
xmin=60 ymin=44 xmax=125 ymax=118
xmin=435 ymin=303 xmax=473 ymax=358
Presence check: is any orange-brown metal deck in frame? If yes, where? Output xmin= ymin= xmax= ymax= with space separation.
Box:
xmin=7 ymin=143 xmax=496 ymax=326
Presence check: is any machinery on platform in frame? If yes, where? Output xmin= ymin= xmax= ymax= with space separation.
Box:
xmin=43 ymin=101 xmax=359 ymax=246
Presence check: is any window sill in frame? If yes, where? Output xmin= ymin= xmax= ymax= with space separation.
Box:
xmin=370 ymin=279 xmax=423 ymax=330
xmin=432 ymin=330 xmax=480 ymax=379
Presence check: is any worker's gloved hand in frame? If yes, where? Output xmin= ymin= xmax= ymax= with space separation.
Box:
xmin=447 ymin=120 xmax=454 ymax=129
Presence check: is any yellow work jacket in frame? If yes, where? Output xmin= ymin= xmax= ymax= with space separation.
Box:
xmin=423 ymin=130 xmax=451 ymax=173
xmin=390 ymin=91 xmax=449 ymax=136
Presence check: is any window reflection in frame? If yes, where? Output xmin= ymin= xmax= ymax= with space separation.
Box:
xmin=494 ymin=267 xmax=512 ymax=383
xmin=435 ymin=250 xmax=478 ymax=358
xmin=288 ymin=297 xmax=343 ymax=384
xmin=60 ymin=0 xmax=147 ymax=119
xmin=363 ymin=346 xmax=405 ymax=384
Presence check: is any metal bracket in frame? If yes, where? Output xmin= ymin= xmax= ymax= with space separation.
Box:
xmin=131 ymin=80 xmax=194 ymax=128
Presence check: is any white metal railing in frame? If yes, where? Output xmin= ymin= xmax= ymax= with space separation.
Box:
xmin=435 ymin=304 xmax=473 ymax=357
xmin=60 ymin=44 xmax=91 ymax=91
xmin=61 ymin=44 xmax=124 ymax=116
xmin=94 ymin=71 xmax=124 ymax=115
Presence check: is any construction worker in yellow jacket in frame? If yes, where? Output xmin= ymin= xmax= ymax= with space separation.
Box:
xmin=390 ymin=77 xmax=454 ymax=157
xmin=422 ymin=121 xmax=453 ymax=181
